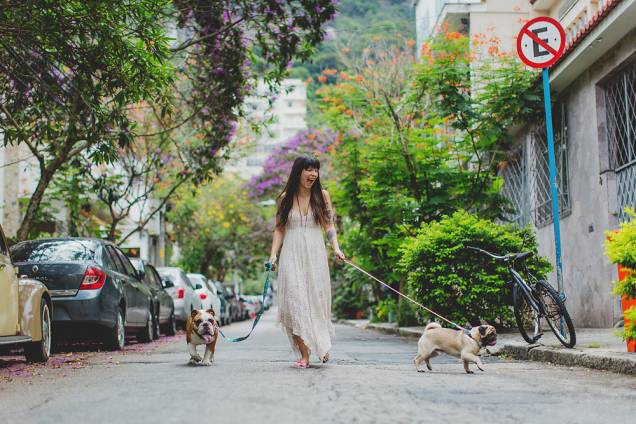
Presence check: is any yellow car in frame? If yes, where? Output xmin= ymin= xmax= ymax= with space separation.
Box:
xmin=0 ymin=225 xmax=52 ymax=362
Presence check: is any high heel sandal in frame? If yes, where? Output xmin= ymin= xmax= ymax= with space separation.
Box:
xmin=321 ymin=352 xmax=330 ymax=363
xmin=293 ymin=359 xmax=310 ymax=369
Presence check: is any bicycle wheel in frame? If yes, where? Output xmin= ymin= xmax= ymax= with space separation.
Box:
xmin=536 ymin=281 xmax=576 ymax=348
xmin=512 ymin=283 xmax=542 ymax=344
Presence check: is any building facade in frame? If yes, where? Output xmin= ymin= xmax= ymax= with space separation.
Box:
xmin=416 ymin=0 xmax=636 ymax=326
xmin=225 ymin=78 xmax=308 ymax=178
xmin=414 ymin=0 xmax=530 ymax=57
xmin=503 ymin=0 xmax=636 ymax=327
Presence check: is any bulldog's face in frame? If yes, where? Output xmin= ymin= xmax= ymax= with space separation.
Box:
xmin=473 ymin=325 xmax=497 ymax=346
xmin=191 ymin=309 xmax=217 ymax=343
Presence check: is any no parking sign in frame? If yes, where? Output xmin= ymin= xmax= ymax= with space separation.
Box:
xmin=516 ymin=17 xmax=566 ymax=69
xmin=516 ymin=17 xmax=567 ymax=301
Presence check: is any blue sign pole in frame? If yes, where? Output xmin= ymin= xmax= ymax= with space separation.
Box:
xmin=542 ymin=68 xmax=564 ymax=297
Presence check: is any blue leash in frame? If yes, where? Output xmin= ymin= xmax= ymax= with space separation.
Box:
xmin=217 ymin=262 xmax=273 ymax=343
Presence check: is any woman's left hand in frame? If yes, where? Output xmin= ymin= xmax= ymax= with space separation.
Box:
xmin=334 ymin=248 xmax=346 ymax=262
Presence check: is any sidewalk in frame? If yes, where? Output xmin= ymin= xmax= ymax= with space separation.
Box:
xmin=336 ymin=319 xmax=636 ymax=376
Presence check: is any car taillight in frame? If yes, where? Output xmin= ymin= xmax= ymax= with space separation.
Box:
xmin=177 ymin=288 xmax=185 ymax=299
xmin=80 ymin=266 xmax=106 ymax=290
xmin=199 ymin=293 xmax=207 ymax=300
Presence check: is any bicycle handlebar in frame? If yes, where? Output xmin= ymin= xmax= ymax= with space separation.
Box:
xmin=465 ymin=246 xmax=515 ymax=261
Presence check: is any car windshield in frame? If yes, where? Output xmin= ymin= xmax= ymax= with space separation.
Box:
xmin=11 ymin=239 xmax=97 ymax=263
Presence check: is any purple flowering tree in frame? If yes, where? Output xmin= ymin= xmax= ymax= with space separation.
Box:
xmin=0 ymin=0 xmax=338 ymax=241
xmin=246 ymin=128 xmax=337 ymax=199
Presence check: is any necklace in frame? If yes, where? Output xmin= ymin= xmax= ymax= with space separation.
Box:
xmin=296 ymin=196 xmax=309 ymax=231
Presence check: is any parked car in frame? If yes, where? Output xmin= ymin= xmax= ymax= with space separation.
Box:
xmin=0 ymin=224 xmax=52 ymax=362
xmin=224 ymin=286 xmax=242 ymax=322
xmin=10 ymin=238 xmax=155 ymax=351
xmin=187 ymin=273 xmax=221 ymax=319
xmin=210 ymin=280 xmax=231 ymax=326
xmin=156 ymin=267 xmax=199 ymax=327
xmin=130 ymin=259 xmax=176 ymax=337
xmin=239 ymin=295 xmax=261 ymax=320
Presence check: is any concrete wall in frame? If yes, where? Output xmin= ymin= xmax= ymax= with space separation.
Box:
xmin=469 ymin=0 xmax=528 ymax=53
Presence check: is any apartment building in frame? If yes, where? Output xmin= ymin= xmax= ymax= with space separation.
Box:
xmin=225 ymin=78 xmax=308 ymax=178
xmin=414 ymin=0 xmax=530 ymax=56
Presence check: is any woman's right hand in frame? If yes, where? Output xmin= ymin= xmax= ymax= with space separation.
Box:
xmin=267 ymin=255 xmax=277 ymax=270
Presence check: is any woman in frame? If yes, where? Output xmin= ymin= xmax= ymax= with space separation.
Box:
xmin=269 ymin=155 xmax=345 ymax=368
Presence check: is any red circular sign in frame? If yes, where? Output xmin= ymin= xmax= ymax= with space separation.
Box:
xmin=516 ymin=16 xmax=566 ymax=68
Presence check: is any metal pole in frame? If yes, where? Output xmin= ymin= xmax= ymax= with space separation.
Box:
xmin=542 ymin=68 xmax=564 ymax=296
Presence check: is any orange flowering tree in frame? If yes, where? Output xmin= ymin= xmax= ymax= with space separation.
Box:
xmin=318 ymin=31 xmax=542 ymax=323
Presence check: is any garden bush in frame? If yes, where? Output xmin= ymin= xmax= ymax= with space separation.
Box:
xmin=398 ymin=210 xmax=551 ymax=327
xmin=605 ymin=208 xmax=636 ymax=341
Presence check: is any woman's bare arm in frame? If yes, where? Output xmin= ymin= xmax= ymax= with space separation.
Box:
xmin=322 ymin=190 xmax=345 ymax=260
xmin=269 ymin=225 xmax=285 ymax=265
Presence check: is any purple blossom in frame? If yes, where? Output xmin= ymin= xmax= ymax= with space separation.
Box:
xmin=245 ymin=128 xmax=337 ymax=199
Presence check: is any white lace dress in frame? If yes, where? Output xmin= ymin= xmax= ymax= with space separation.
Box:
xmin=276 ymin=207 xmax=334 ymax=360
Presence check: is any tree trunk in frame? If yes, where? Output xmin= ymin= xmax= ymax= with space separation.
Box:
xmin=16 ymin=169 xmax=55 ymax=241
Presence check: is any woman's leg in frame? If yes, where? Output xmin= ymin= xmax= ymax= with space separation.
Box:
xmin=292 ymin=335 xmax=310 ymax=362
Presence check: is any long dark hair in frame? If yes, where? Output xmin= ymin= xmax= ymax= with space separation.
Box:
xmin=276 ymin=155 xmax=330 ymax=229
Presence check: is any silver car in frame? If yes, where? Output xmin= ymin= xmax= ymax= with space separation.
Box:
xmin=156 ymin=267 xmax=200 ymax=326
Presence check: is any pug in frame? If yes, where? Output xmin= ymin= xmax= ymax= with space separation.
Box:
xmin=414 ymin=322 xmax=497 ymax=374
xmin=186 ymin=309 xmax=219 ymax=366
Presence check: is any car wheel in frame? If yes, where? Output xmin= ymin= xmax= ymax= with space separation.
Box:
xmin=162 ymin=310 xmax=177 ymax=336
xmin=24 ymin=299 xmax=51 ymax=363
xmin=152 ymin=310 xmax=161 ymax=340
xmin=138 ymin=310 xmax=154 ymax=343
xmin=105 ymin=308 xmax=126 ymax=351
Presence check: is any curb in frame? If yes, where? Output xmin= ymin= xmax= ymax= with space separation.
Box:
xmin=335 ymin=319 xmax=636 ymax=376
xmin=498 ymin=343 xmax=636 ymax=376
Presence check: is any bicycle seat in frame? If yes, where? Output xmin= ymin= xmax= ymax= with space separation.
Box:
xmin=514 ymin=251 xmax=532 ymax=261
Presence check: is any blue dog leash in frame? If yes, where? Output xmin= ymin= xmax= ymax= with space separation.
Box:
xmin=217 ymin=262 xmax=273 ymax=343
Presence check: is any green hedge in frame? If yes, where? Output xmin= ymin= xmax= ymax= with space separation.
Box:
xmin=398 ymin=210 xmax=551 ymax=327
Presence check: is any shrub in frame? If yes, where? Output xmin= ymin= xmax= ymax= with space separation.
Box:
xmin=605 ymin=208 xmax=636 ymax=341
xmin=374 ymin=298 xmax=397 ymax=322
xmin=398 ymin=210 xmax=551 ymax=327
xmin=332 ymin=282 xmax=371 ymax=319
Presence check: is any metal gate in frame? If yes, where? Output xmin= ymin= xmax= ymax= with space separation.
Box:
xmin=605 ymin=62 xmax=636 ymax=222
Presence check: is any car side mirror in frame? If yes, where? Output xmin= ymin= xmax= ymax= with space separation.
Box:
xmin=194 ymin=283 xmax=203 ymax=290
xmin=162 ymin=278 xmax=174 ymax=289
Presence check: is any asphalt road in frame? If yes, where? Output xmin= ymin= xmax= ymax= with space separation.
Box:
xmin=1 ymin=309 xmax=635 ymax=424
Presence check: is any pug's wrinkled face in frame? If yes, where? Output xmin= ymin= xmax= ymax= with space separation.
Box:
xmin=191 ymin=309 xmax=217 ymax=343
xmin=474 ymin=325 xmax=497 ymax=346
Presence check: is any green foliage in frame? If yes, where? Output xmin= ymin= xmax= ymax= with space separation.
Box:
xmin=605 ymin=208 xmax=636 ymax=298
xmin=332 ymin=282 xmax=371 ymax=319
xmin=168 ymin=174 xmax=271 ymax=282
xmin=399 ymin=210 xmax=551 ymax=326
xmin=374 ymin=298 xmax=397 ymax=322
xmin=317 ymin=31 xmax=541 ymax=311
xmin=605 ymin=208 xmax=636 ymax=269
xmin=605 ymin=208 xmax=636 ymax=341
xmin=623 ymin=307 xmax=636 ymax=342
xmin=396 ymin=299 xmax=420 ymax=327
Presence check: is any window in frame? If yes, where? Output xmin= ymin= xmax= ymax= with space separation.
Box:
xmin=114 ymin=248 xmax=138 ymax=278
xmin=11 ymin=240 xmax=97 ymax=263
xmin=146 ymin=266 xmax=163 ymax=290
xmin=500 ymin=148 xmax=531 ymax=228
xmin=101 ymin=246 xmax=119 ymax=271
xmin=605 ymin=62 xmax=636 ymax=222
xmin=605 ymin=64 xmax=636 ymax=169
xmin=105 ymin=245 xmax=127 ymax=275
xmin=531 ymin=104 xmax=571 ymax=227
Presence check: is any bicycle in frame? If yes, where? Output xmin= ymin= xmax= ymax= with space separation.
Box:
xmin=468 ymin=246 xmax=576 ymax=348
